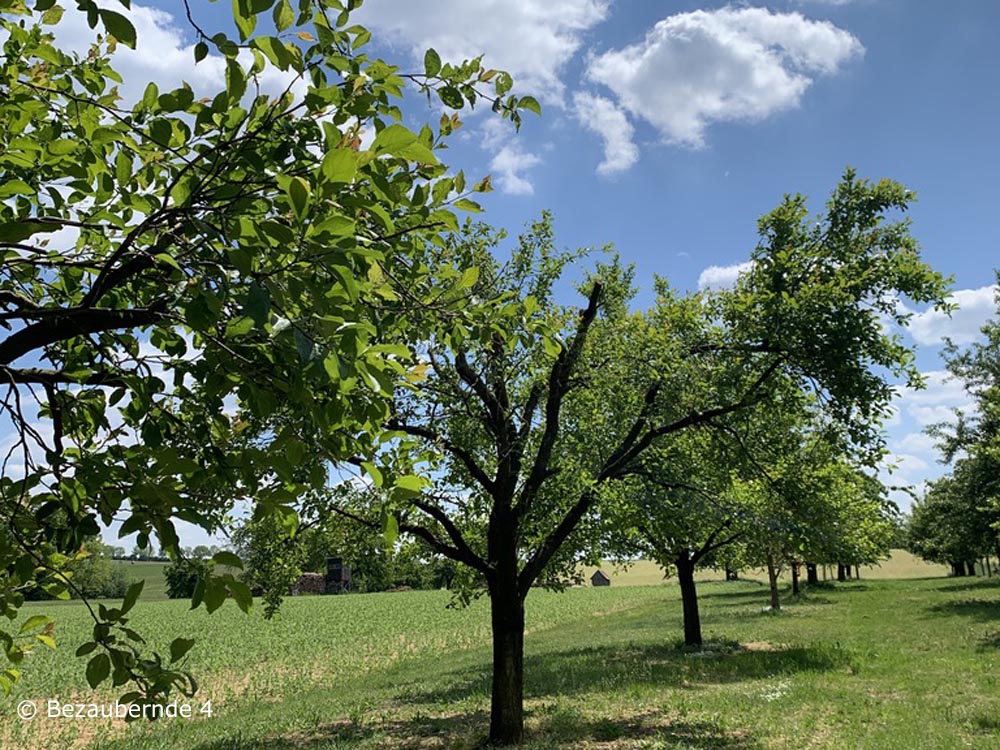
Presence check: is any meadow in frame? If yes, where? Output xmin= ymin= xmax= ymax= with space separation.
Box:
xmin=2 ymin=553 xmax=997 ymax=750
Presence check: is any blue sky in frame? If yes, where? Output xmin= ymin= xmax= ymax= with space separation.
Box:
xmin=22 ymin=0 xmax=999 ymax=546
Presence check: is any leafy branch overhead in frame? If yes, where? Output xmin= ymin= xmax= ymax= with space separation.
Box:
xmin=0 ymin=0 xmax=537 ymax=702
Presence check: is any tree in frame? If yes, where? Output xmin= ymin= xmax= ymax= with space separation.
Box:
xmin=0 ymin=0 xmax=535 ymax=700
xmin=316 ymin=171 xmax=947 ymax=744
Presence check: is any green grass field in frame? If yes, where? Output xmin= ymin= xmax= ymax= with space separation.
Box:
xmin=4 ymin=554 xmax=997 ymax=749
xmin=112 ymin=561 xmax=170 ymax=600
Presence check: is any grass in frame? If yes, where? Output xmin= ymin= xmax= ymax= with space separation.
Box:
xmin=4 ymin=557 xmax=997 ymax=749
xmin=113 ymin=561 xmax=170 ymax=600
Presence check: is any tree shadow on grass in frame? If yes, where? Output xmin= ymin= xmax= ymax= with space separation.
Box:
xmin=977 ymin=630 xmax=1000 ymax=650
xmin=199 ymin=708 xmax=762 ymax=750
xmin=399 ymin=640 xmax=851 ymax=708
xmin=937 ymin=579 xmax=1000 ymax=594
xmin=926 ymin=598 xmax=1000 ymax=624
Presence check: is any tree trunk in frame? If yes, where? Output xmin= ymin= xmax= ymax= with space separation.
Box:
xmin=854 ymin=564 xmax=860 ymax=580
xmin=985 ymin=555 xmax=992 ymax=578
xmin=806 ymin=563 xmax=818 ymax=585
xmin=766 ymin=554 xmax=780 ymax=611
xmin=488 ymin=577 xmax=525 ymax=746
xmin=725 ymin=565 xmax=739 ymax=581
xmin=951 ymin=561 xmax=964 ymax=577
xmin=791 ymin=561 xmax=800 ymax=596
xmin=966 ymin=561 xmax=977 ymax=577
xmin=676 ymin=557 xmax=702 ymax=647
xmin=844 ymin=563 xmax=852 ymax=580
xmin=837 ymin=564 xmax=846 ymax=582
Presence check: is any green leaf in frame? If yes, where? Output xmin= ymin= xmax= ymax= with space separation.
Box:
xmin=210 ymin=551 xmax=244 ymax=569
xmin=0 ymin=179 xmax=35 ymax=198
xmin=273 ymin=0 xmax=293 ymax=32
xmin=286 ymin=176 xmax=311 ymax=221
xmin=227 ymin=580 xmax=253 ymax=613
xmin=226 ymin=59 xmax=247 ymax=102
xmin=518 ymin=95 xmax=542 ymax=117
xmin=424 ymin=48 xmax=441 ymax=77
xmin=456 ymin=266 xmax=480 ymax=290
xmin=319 ymin=149 xmax=357 ymax=184
xmin=453 ymin=198 xmax=482 ymax=213
xmin=194 ymin=41 xmax=209 ymax=63
xmin=98 ymin=9 xmax=136 ymax=48
xmin=372 ymin=123 xmax=417 ymax=156
xmin=382 ymin=512 xmax=398 ymax=546
xmin=86 ymin=653 xmax=110 ymax=688
xmin=323 ymin=351 xmax=341 ymax=382
xmin=361 ymin=461 xmax=383 ymax=488
xmin=121 ymin=580 xmax=144 ymax=615
xmin=232 ymin=0 xmax=257 ymax=41
xmin=169 ymin=637 xmax=195 ymax=664
xmin=226 ymin=316 xmax=255 ymax=338
xmin=18 ymin=615 xmax=50 ymax=634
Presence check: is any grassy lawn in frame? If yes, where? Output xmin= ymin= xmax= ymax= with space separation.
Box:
xmin=4 ymin=563 xmax=999 ymax=750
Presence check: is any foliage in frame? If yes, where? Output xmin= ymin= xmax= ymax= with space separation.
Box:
xmin=0 ymin=0 xmax=536 ymax=700
xmin=164 ymin=558 xmax=210 ymax=600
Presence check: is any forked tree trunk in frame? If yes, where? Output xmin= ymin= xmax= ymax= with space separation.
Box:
xmin=676 ymin=557 xmax=702 ymax=647
xmin=488 ymin=576 xmax=525 ymax=746
xmin=766 ymin=554 xmax=781 ymax=611
xmin=806 ymin=563 xmax=818 ymax=585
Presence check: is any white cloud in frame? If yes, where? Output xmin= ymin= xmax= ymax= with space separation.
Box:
xmin=906 ymin=285 xmax=997 ymax=346
xmin=573 ymin=92 xmax=639 ymax=175
xmin=893 ymin=370 xmax=974 ymax=428
xmin=356 ymin=0 xmax=610 ymax=105
xmin=489 ymin=145 xmax=542 ymax=196
xmin=42 ymin=2 xmax=305 ymax=108
xmin=584 ymin=7 xmax=863 ymax=148
xmin=697 ymin=261 xmax=752 ymax=290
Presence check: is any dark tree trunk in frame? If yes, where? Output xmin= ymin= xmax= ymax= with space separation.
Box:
xmin=725 ymin=566 xmax=739 ymax=581
xmin=766 ymin=554 xmax=781 ymax=611
xmin=854 ymin=564 xmax=860 ymax=579
xmin=806 ymin=563 xmax=818 ymax=585
xmin=791 ymin=561 xmax=800 ymax=596
xmin=676 ymin=557 xmax=702 ymax=647
xmin=837 ymin=564 xmax=846 ymax=582
xmin=986 ymin=555 xmax=992 ymax=578
xmin=966 ymin=561 xmax=977 ymax=577
xmin=844 ymin=563 xmax=852 ymax=580
xmin=951 ymin=561 xmax=965 ymax=577
xmin=488 ymin=576 xmax=525 ymax=746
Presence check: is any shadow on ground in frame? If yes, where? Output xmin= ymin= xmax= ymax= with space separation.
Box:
xmin=194 ymin=709 xmax=762 ymax=750
xmin=926 ymin=598 xmax=1000 ymax=623
xmin=937 ymin=579 xmax=1000 ymax=594
xmin=398 ymin=639 xmax=850 ymax=708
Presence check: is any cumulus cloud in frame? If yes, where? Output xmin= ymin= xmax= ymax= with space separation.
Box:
xmin=573 ymin=92 xmax=639 ymax=175
xmin=697 ymin=261 xmax=752 ymax=290
xmin=39 ymin=2 xmax=306 ymax=108
xmin=355 ymin=0 xmax=609 ymax=105
xmin=905 ymin=285 xmax=997 ymax=346
xmin=489 ymin=145 xmax=542 ymax=196
xmin=584 ymin=7 xmax=863 ymax=148
xmin=893 ymin=370 xmax=974 ymax=428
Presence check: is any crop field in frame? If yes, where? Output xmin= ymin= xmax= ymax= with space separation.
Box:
xmin=4 ymin=565 xmax=1000 ymax=750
